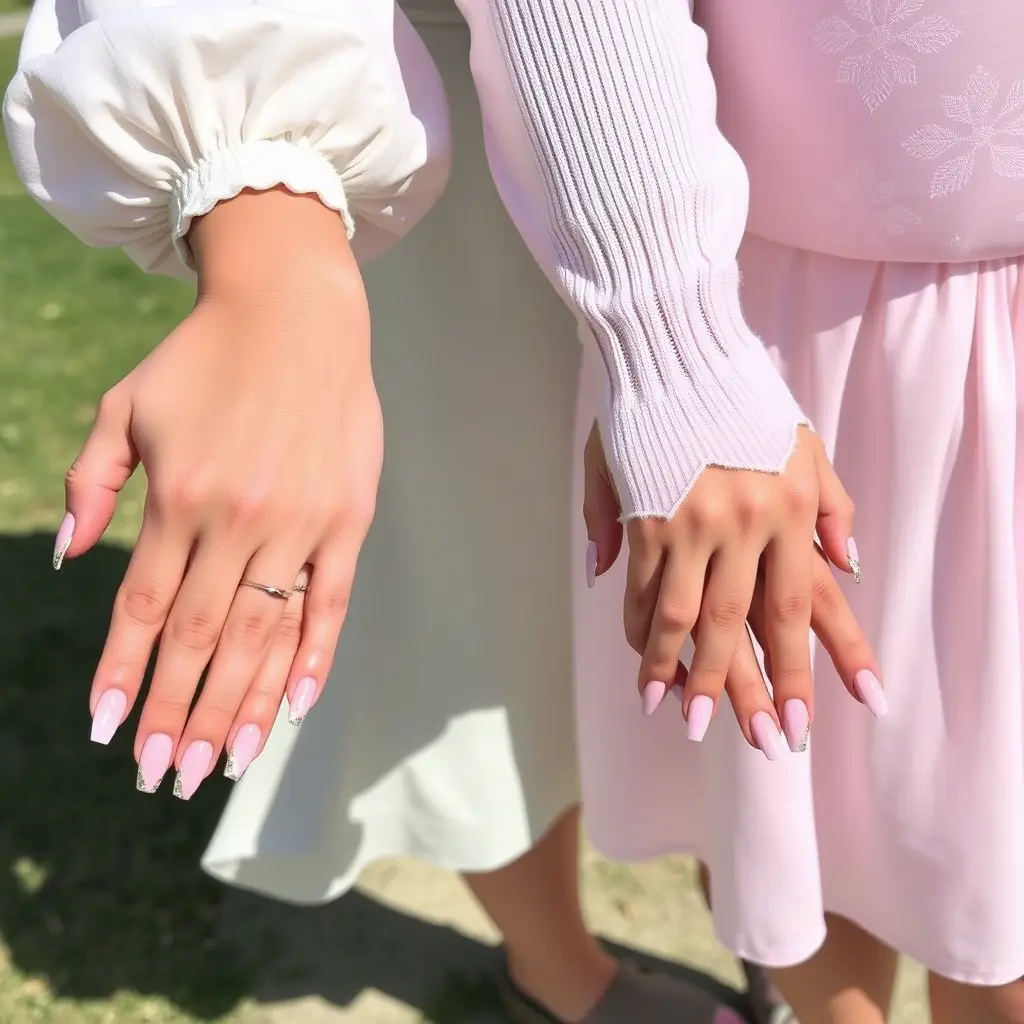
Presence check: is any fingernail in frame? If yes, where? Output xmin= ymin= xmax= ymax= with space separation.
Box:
xmin=585 ymin=541 xmax=598 ymax=589
xmin=854 ymin=669 xmax=889 ymax=717
xmin=90 ymin=688 xmax=127 ymax=745
xmin=136 ymin=733 xmax=173 ymax=793
xmin=173 ymin=740 xmax=214 ymax=801
xmin=685 ymin=694 xmax=714 ymax=742
xmin=750 ymin=711 xmax=784 ymax=761
xmin=782 ymin=699 xmax=810 ymax=753
xmin=224 ymin=724 xmax=262 ymax=781
xmin=641 ymin=680 xmax=667 ymax=716
xmin=846 ymin=537 xmax=861 ymax=583
xmin=53 ymin=512 xmax=75 ymax=570
xmin=289 ymin=676 xmax=318 ymax=726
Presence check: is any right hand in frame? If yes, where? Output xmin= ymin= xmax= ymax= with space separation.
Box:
xmin=68 ymin=189 xmax=382 ymax=796
xmin=584 ymin=422 xmax=874 ymax=749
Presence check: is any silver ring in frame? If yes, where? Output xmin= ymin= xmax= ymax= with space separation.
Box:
xmin=238 ymin=579 xmax=292 ymax=600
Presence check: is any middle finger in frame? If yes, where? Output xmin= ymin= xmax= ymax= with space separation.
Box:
xmin=134 ymin=538 xmax=249 ymax=793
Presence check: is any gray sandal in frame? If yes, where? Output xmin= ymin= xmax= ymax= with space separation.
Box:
xmin=498 ymin=960 xmax=749 ymax=1023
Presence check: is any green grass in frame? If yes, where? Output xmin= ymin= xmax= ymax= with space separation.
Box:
xmin=0 ymin=33 xmax=266 ymax=1024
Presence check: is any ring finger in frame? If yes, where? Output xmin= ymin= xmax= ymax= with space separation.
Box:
xmin=169 ymin=544 xmax=308 ymax=799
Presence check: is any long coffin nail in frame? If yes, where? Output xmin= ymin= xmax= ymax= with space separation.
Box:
xmin=288 ymin=677 xmax=318 ymax=726
xmin=585 ymin=541 xmax=598 ymax=589
xmin=782 ymin=699 xmax=810 ymax=753
xmin=90 ymin=688 xmax=128 ymax=745
xmin=641 ymin=680 xmax=667 ymax=716
xmin=136 ymin=733 xmax=173 ymax=793
xmin=750 ymin=711 xmax=784 ymax=761
xmin=846 ymin=537 xmax=861 ymax=583
xmin=174 ymin=740 xmax=214 ymax=801
xmin=53 ymin=512 xmax=75 ymax=570
xmin=686 ymin=694 xmax=714 ymax=742
xmin=224 ymin=725 xmax=262 ymax=781
xmin=854 ymin=669 xmax=889 ymax=717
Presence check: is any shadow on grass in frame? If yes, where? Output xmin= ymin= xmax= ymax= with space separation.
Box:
xmin=0 ymin=531 xmax=749 ymax=1022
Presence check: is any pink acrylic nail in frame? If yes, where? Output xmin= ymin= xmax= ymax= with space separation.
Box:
xmin=846 ymin=537 xmax=861 ymax=583
xmin=53 ymin=512 xmax=75 ymax=570
xmin=585 ymin=541 xmax=598 ymax=589
xmin=641 ymin=680 xmax=667 ymax=717
xmin=854 ymin=669 xmax=889 ymax=717
xmin=136 ymin=733 xmax=173 ymax=793
xmin=750 ymin=711 xmax=783 ymax=761
xmin=174 ymin=740 xmax=214 ymax=801
xmin=224 ymin=724 xmax=262 ymax=781
xmin=289 ymin=677 xmax=319 ymax=726
xmin=90 ymin=688 xmax=127 ymax=745
xmin=686 ymin=694 xmax=714 ymax=742
xmin=782 ymin=699 xmax=810 ymax=753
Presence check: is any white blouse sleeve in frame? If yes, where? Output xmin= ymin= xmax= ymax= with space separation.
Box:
xmin=3 ymin=0 xmax=451 ymax=279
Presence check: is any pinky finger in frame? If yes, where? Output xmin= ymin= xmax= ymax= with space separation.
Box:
xmin=285 ymin=541 xmax=359 ymax=726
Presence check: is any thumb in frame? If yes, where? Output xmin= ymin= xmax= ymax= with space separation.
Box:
xmin=582 ymin=426 xmax=624 ymax=588
xmin=55 ymin=390 xmax=138 ymax=570
xmin=813 ymin=440 xmax=859 ymax=582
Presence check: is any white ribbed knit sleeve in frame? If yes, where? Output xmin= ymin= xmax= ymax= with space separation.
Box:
xmin=3 ymin=0 xmax=451 ymax=279
xmin=459 ymin=0 xmax=809 ymax=520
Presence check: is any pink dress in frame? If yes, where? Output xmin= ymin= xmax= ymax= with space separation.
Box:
xmin=578 ymin=0 xmax=1024 ymax=985
xmin=6 ymin=0 xmax=1024 ymax=990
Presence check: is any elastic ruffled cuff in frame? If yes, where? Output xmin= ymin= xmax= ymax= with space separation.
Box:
xmin=169 ymin=139 xmax=353 ymax=270
xmin=600 ymin=344 xmax=811 ymax=521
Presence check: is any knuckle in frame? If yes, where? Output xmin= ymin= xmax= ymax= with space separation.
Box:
xmin=168 ymin=611 xmax=221 ymax=652
xmin=654 ymin=600 xmax=697 ymax=635
xmin=224 ymin=609 xmax=277 ymax=652
xmin=223 ymin=490 xmax=272 ymax=528
xmin=735 ymin=488 xmax=771 ymax=532
xmin=316 ymin=587 xmax=351 ymax=621
xmin=153 ymin=475 xmax=208 ymax=517
xmin=686 ymin=497 xmax=726 ymax=535
xmin=119 ymin=585 xmax=170 ymax=628
xmin=784 ymin=478 xmax=817 ymax=517
xmin=345 ymin=494 xmax=378 ymax=531
xmin=811 ymin=568 xmax=841 ymax=615
xmin=275 ymin=611 xmax=304 ymax=648
xmin=194 ymin=701 xmax=239 ymax=728
xmin=145 ymin=691 xmax=192 ymax=717
xmin=769 ymin=587 xmax=812 ymax=624
xmin=705 ymin=595 xmax=747 ymax=632
xmin=64 ymin=460 xmax=84 ymax=492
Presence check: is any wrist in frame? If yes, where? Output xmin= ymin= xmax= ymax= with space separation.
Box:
xmin=190 ymin=186 xmax=361 ymax=299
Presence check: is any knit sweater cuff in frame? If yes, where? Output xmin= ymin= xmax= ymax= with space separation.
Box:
xmin=599 ymin=340 xmax=810 ymax=522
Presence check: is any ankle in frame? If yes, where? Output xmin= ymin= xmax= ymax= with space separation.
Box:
xmin=506 ymin=942 xmax=618 ymax=1022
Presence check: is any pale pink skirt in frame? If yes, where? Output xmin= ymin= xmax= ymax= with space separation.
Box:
xmin=576 ymin=235 xmax=1024 ymax=985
